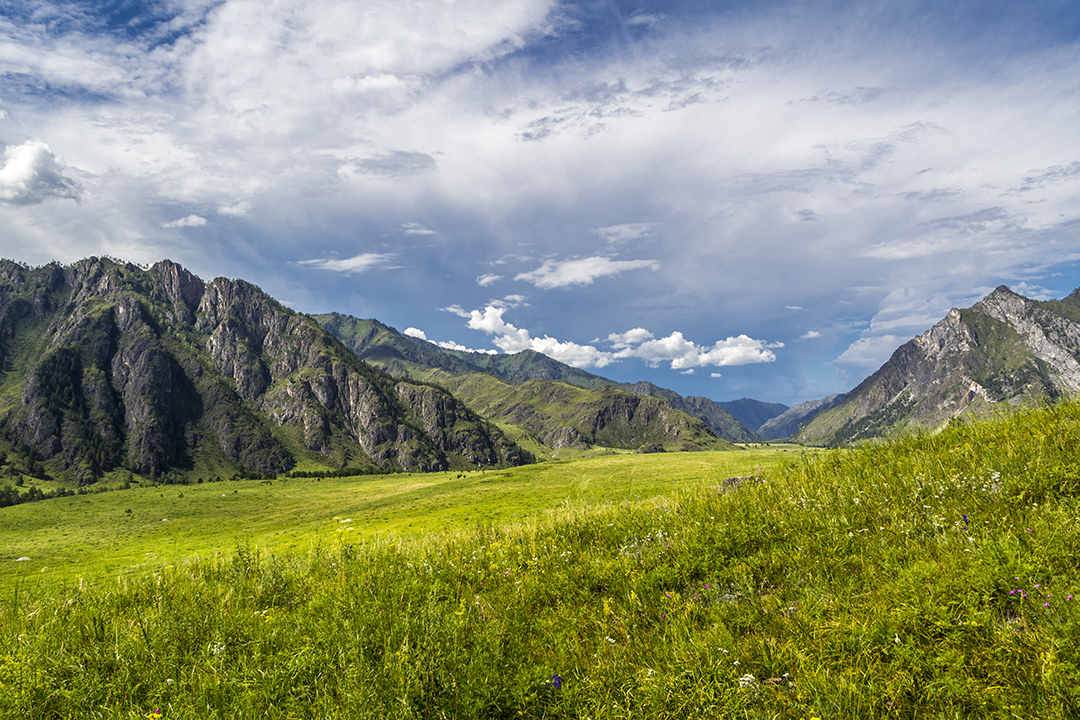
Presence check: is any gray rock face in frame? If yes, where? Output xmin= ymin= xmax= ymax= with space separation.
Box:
xmin=0 ymin=258 xmax=530 ymax=482
xmin=798 ymin=285 xmax=1080 ymax=444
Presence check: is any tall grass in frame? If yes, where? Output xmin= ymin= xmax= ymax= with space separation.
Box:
xmin=3 ymin=401 xmax=1080 ymax=717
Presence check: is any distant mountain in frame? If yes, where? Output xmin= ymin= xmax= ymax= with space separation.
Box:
xmin=317 ymin=313 xmax=756 ymax=448
xmin=798 ymin=285 xmax=1080 ymax=445
xmin=758 ymin=394 xmax=847 ymax=439
xmin=717 ymin=398 xmax=789 ymax=433
xmin=0 ymin=259 xmax=530 ymax=484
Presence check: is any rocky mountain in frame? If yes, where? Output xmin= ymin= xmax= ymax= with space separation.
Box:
xmin=317 ymin=313 xmax=753 ymax=449
xmin=798 ymin=285 xmax=1080 ymax=445
xmin=0 ymin=258 xmax=530 ymax=483
xmin=758 ymin=394 xmax=846 ymax=439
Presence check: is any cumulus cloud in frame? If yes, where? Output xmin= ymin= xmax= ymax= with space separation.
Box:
xmin=625 ymin=332 xmax=783 ymax=370
xmin=0 ymin=140 xmax=81 ymax=205
xmin=450 ymin=303 xmax=780 ymax=369
xmin=162 ymin=214 xmax=208 ymax=228
xmin=800 ymin=330 xmax=822 ymax=339
xmin=298 ymin=252 xmax=395 ymax=273
xmin=403 ymin=327 xmax=427 ymax=340
xmin=515 ymin=256 xmax=659 ymax=289
xmin=608 ymin=328 xmax=654 ymax=347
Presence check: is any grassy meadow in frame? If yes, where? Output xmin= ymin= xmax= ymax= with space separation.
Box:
xmin=2 ymin=402 xmax=1080 ymax=717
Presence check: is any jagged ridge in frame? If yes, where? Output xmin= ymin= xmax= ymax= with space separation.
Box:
xmin=0 ymin=258 xmax=530 ymax=483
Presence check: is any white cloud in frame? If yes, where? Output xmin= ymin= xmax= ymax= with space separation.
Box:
xmin=800 ymin=330 xmax=822 ymax=339
xmin=403 ymin=327 xmax=427 ymax=340
xmin=831 ymin=334 xmax=905 ymax=370
xmin=477 ymin=273 xmax=502 ymax=286
xmin=401 ymin=222 xmax=436 ymax=235
xmin=298 ymin=252 xmax=395 ymax=273
xmin=436 ymin=339 xmax=498 ymax=354
xmin=218 ymin=201 xmax=251 ymax=217
xmin=0 ymin=140 xmax=81 ymax=205
xmin=624 ymin=332 xmax=783 ymax=370
xmin=591 ymin=222 xmax=658 ymax=244
xmin=454 ymin=303 xmax=779 ymax=369
xmin=710 ymin=372 xmax=723 ymax=378
xmin=162 ymin=214 xmax=208 ymax=228
xmin=608 ymin=328 xmax=654 ymax=348
xmin=515 ymin=256 xmax=659 ymax=289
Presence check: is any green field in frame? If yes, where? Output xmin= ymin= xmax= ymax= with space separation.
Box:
xmin=3 ymin=405 xmax=1080 ymax=718
xmin=0 ymin=448 xmax=791 ymax=593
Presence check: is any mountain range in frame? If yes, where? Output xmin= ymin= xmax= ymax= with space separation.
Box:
xmin=316 ymin=313 xmax=769 ymax=448
xmin=3 ymin=257 xmax=1074 ymax=485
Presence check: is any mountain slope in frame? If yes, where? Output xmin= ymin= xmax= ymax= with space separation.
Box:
xmin=440 ymin=374 xmax=736 ymax=453
xmin=758 ymin=394 xmax=846 ymax=439
xmin=717 ymin=398 xmax=790 ymax=434
xmin=317 ymin=313 xmax=757 ymax=445
xmin=798 ymin=285 xmax=1080 ymax=445
xmin=0 ymin=259 xmax=529 ymax=483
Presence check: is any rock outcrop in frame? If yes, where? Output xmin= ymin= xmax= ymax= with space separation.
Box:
xmin=798 ymin=285 xmax=1080 ymax=445
xmin=0 ymin=258 xmax=530 ymax=482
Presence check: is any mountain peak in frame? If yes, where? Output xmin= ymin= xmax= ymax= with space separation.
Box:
xmin=798 ymin=283 xmax=1079 ymax=445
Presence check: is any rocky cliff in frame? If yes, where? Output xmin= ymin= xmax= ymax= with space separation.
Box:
xmin=0 ymin=258 xmax=530 ymax=483
xmin=798 ymin=285 xmax=1080 ymax=445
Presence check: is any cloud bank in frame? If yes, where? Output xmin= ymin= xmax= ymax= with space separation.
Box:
xmin=1 ymin=0 xmax=1078 ymax=403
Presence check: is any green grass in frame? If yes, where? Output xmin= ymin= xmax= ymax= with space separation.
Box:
xmin=0 ymin=449 xmax=784 ymax=592
xmin=3 ymin=401 xmax=1080 ymax=717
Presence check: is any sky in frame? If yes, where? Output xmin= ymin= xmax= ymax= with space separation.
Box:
xmin=1 ymin=0 xmax=1079 ymax=406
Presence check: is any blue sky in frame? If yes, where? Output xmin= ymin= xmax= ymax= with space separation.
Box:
xmin=2 ymin=0 xmax=1079 ymax=406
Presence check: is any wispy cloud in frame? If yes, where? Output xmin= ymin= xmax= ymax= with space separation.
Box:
xmin=162 ymin=215 xmax=208 ymax=228
xmin=298 ymin=253 xmax=395 ymax=274
xmin=401 ymin=222 xmax=436 ymax=235
xmin=591 ymin=222 xmax=659 ymax=244
xmin=515 ymin=256 xmax=659 ymax=289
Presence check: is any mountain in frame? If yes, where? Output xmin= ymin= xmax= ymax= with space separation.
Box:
xmin=798 ymin=285 xmax=1080 ymax=445
xmin=758 ymin=394 xmax=847 ymax=439
xmin=717 ymin=398 xmax=789 ymax=434
xmin=317 ymin=313 xmax=750 ymax=449
xmin=0 ymin=258 xmax=530 ymax=484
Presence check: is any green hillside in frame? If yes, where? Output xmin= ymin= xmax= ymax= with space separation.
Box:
xmin=3 ymin=400 xmax=1080 ymax=717
xmin=316 ymin=312 xmax=757 ymax=448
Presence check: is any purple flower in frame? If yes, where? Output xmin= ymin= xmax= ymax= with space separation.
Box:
xmin=552 ymin=673 xmax=563 ymax=690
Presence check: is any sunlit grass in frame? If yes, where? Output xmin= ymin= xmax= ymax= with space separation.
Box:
xmin=3 ymin=403 xmax=1080 ymax=717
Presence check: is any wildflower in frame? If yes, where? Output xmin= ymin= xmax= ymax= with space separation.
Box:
xmin=552 ymin=673 xmax=563 ymax=690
